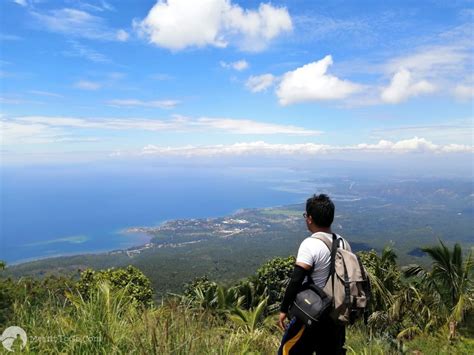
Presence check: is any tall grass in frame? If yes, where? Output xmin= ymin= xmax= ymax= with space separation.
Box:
xmin=11 ymin=283 xmax=474 ymax=354
xmin=13 ymin=282 xmax=279 ymax=354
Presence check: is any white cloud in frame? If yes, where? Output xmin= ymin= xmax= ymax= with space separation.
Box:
xmin=116 ymin=29 xmax=129 ymax=42
xmin=134 ymin=0 xmax=292 ymax=51
xmin=371 ymin=121 xmax=473 ymax=146
xmin=381 ymin=69 xmax=436 ymax=104
xmin=0 ymin=97 xmax=42 ymax=105
xmin=385 ymin=45 xmax=470 ymax=79
xmin=74 ymin=80 xmax=102 ymax=90
xmin=14 ymin=116 xmax=176 ymax=131
xmin=441 ymin=144 xmax=474 ymax=153
xmin=453 ymin=84 xmax=474 ymax=100
xmin=141 ymin=138 xmax=473 ymax=157
xmin=31 ymin=8 xmax=128 ymax=42
xmin=351 ymin=137 xmax=473 ymax=154
xmin=13 ymin=0 xmax=27 ymax=6
xmin=378 ymin=42 xmax=472 ymax=103
xmin=29 ymin=90 xmax=63 ymax=98
xmin=245 ymin=74 xmax=276 ymax=92
xmin=142 ymin=141 xmax=331 ymax=156
xmin=0 ymin=119 xmax=102 ymax=145
xmin=76 ymin=0 xmax=115 ymax=12
xmin=63 ymin=41 xmax=110 ymax=63
xmin=220 ymin=59 xmax=249 ymax=71
xmin=354 ymin=137 xmax=438 ymax=153
xmin=101 ymin=1 xmax=115 ymax=12
xmin=5 ymin=115 xmax=319 ymax=137
xmin=195 ymin=117 xmax=321 ymax=135
xmin=1 ymin=120 xmax=61 ymax=144
xmin=106 ymin=99 xmax=179 ymax=109
xmin=224 ymin=2 xmax=293 ymax=51
xmin=0 ymin=97 xmax=26 ymax=105
xmin=276 ymin=55 xmax=362 ymax=105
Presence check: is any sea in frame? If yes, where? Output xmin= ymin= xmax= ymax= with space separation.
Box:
xmin=0 ymin=164 xmax=310 ymax=264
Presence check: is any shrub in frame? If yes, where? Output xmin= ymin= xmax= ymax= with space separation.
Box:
xmin=77 ymin=265 xmax=153 ymax=307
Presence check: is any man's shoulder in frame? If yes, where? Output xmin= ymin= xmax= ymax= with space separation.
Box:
xmin=309 ymin=232 xmax=351 ymax=251
xmin=299 ymin=235 xmax=330 ymax=253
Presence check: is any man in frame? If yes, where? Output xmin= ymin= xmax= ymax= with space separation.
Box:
xmin=278 ymin=194 xmax=348 ymax=355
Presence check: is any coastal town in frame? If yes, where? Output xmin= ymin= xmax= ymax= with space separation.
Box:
xmin=113 ymin=208 xmax=303 ymax=258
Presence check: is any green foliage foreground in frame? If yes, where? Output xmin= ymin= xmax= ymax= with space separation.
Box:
xmin=1 ymin=240 xmax=473 ymax=354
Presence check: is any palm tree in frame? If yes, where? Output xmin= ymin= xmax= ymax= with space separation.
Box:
xmin=228 ymin=298 xmax=268 ymax=334
xmin=405 ymin=240 xmax=473 ymax=323
xmin=359 ymin=246 xmax=401 ymax=312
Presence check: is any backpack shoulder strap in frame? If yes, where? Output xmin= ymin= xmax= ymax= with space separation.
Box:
xmin=312 ymin=233 xmax=333 ymax=251
xmin=311 ymin=233 xmax=339 ymax=286
xmin=312 ymin=233 xmax=346 ymax=251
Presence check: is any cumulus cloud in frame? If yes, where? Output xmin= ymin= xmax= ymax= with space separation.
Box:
xmin=142 ymin=141 xmax=330 ymax=156
xmin=31 ymin=8 xmax=128 ymax=41
xmin=245 ymin=74 xmax=276 ymax=92
xmin=348 ymin=137 xmax=472 ymax=154
xmin=141 ymin=137 xmax=473 ymax=157
xmin=106 ymin=99 xmax=180 ymax=109
xmin=220 ymin=59 xmax=249 ymax=71
xmin=134 ymin=0 xmax=292 ymax=51
xmin=276 ymin=55 xmax=362 ymax=105
xmin=379 ymin=43 xmax=472 ymax=103
xmin=74 ymin=80 xmax=102 ymax=90
xmin=381 ymin=69 xmax=436 ymax=104
xmin=371 ymin=121 xmax=473 ymax=145
xmin=353 ymin=137 xmax=438 ymax=153
xmin=353 ymin=137 xmax=473 ymax=154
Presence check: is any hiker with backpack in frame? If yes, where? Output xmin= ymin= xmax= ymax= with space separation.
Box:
xmin=278 ymin=194 xmax=370 ymax=355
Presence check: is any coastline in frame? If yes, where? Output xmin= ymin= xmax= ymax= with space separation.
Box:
xmin=7 ymin=203 xmax=301 ymax=267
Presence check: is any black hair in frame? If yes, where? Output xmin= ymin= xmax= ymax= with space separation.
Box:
xmin=306 ymin=194 xmax=334 ymax=228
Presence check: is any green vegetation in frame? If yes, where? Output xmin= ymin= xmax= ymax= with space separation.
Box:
xmin=1 ymin=240 xmax=473 ymax=353
xmin=7 ymin=178 xmax=473 ymax=299
xmin=77 ymin=265 xmax=154 ymax=307
xmin=260 ymin=208 xmax=302 ymax=216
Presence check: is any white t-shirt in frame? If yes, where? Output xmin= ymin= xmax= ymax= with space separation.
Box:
xmin=296 ymin=232 xmax=350 ymax=288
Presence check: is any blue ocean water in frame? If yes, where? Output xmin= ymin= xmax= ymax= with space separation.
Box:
xmin=0 ymin=164 xmax=303 ymax=264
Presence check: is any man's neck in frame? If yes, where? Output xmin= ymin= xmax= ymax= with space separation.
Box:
xmin=309 ymin=225 xmax=332 ymax=234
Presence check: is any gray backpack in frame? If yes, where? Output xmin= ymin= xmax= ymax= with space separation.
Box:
xmin=315 ymin=233 xmax=371 ymax=325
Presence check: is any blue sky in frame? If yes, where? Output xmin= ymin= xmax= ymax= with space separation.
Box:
xmin=0 ymin=0 xmax=473 ymax=167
